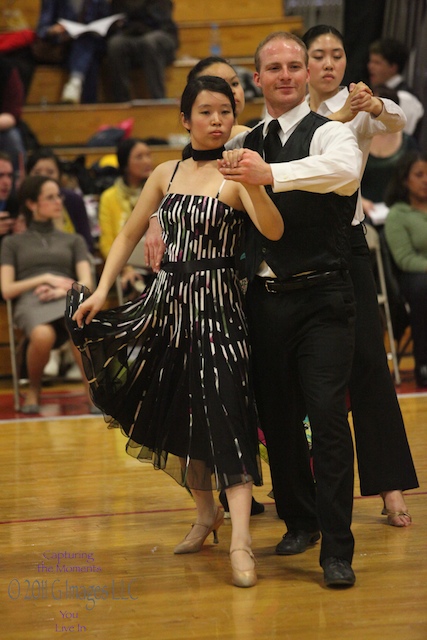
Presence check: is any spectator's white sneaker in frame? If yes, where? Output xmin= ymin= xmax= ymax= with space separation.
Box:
xmin=44 ymin=349 xmax=61 ymax=377
xmin=61 ymin=77 xmax=82 ymax=104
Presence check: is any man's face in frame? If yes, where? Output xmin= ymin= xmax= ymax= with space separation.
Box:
xmin=0 ymin=160 xmax=13 ymax=201
xmin=254 ymin=38 xmax=309 ymax=117
xmin=368 ymin=53 xmax=397 ymax=86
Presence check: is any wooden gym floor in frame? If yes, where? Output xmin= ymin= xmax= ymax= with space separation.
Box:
xmin=0 ymin=372 xmax=426 ymax=639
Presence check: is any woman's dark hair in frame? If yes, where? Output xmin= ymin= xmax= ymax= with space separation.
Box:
xmin=384 ymin=150 xmax=427 ymax=206
xmin=187 ymin=56 xmax=236 ymax=84
xmin=180 ymin=75 xmax=236 ymax=122
xmin=116 ymin=137 xmax=147 ymax=175
xmin=18 ymin=175 xmax=57 ymax=224
xmin=26 ymin=148 xmax=62 ymax=176
xmin=302 ymin=24 xmax=345 ymax=50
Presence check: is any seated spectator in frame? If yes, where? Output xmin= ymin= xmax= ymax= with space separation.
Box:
xmin=384 ymin=150 xmax=427 ymax=388
xmin=35 ymin=0 xmax=112 ymax=104
xmin=107 ymin=0 xmax=179 ymax=101
xmin=26 ymin=148 xmax=94 ymax=253
xmin=0 ymin=175 xmax=96 ymax=413
xmin=0 ymin=152 xmax=18 ymax=253
xmin=98 ymin=138 xmax=153 ymax=294
xmin=361 ymin=85 xmax=418 ymax=223
xmin=0 ymin=56 xmax=26 ymax=178
xmin=368 ymin=38 xmax=424 ymax=138
xmin=27 ymin=148 xmax=95 ymax=380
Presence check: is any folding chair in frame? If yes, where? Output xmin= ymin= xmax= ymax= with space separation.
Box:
xmin=364 ymin=223 xmax=401 ymax=384
xmin=6 ymin=298 xmax=22 ymax=411
xmin=377 ymin=229 xmax=412 ymax=366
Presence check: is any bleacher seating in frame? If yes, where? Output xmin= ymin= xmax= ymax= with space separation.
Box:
xmin=20 ymin=0 xmax=302 ymax=104
xmin=15 ymin=0 xmax=304 ymax=161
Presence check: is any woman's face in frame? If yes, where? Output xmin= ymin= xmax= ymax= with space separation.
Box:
xmin=29 ymin=158 xmax=60 ymax=182
xmin=199 ymin=62 xmax=245 ymax=117
xmin=307 ymin=33 xmax=347 ymax=97
xmin=126 ymin=143 xmax=153 ymax=183
xmin=32 ymin=180 xmax=63 ymax=221
xmin=405 ymin=160 xmax=427 ymax=204
xmin=183 ymin=90 xmax=235 ymax=149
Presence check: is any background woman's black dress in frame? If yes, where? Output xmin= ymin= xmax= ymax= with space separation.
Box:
xmin=67 ymin=185 xmax=262 ymax=491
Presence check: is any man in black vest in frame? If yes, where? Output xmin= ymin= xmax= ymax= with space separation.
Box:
xmin=220 ymin=32 xmax=362 ymax=588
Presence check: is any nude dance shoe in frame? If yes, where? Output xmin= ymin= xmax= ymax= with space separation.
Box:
xmin=230 ymin=548 xmax=257 ymax=588
xmin=381 ymin=507 xmax=412 ymax=527
xmin=174 ymin=507 xmax=224 ymax=554
xmin=380 ymin=492 xmax=412 ymax=527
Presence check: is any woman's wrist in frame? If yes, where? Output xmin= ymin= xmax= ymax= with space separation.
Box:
xmin=370 ymin=97 xmax=384 ymax=117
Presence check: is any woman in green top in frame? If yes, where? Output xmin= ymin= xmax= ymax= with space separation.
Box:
xmin=385 ymin=150 xmax=427 ymax=387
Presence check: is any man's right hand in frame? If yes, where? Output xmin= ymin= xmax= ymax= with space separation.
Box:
xmin=144 ymin=216 xmax=165 ymax=272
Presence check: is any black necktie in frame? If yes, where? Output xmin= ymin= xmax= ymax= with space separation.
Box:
xmin=263 ymin=119 xmax=282 ymax=162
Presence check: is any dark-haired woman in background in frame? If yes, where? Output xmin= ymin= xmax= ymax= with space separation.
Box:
xmin=300 ymin=24 xmax=418 ymax=526
xmin=26 ymin=148 xmax=94 ymax=253
xmin=0 ymin=175 xmax=94 ymax=413
xmin=98 ymin=138 xmax=153 ymax=295
xmin=187 ymin=56 xmax=250 ymax=138
xmin=385 ymin=151 xmax=427 ymax=388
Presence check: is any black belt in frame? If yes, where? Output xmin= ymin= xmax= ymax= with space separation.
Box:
xmin=258 ymin=270 xmax=347 ymax=293
xmin=162 ymin=257 xmax=235 ymax=274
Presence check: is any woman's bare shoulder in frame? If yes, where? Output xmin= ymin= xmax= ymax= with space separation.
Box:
xmin=153 ymin=159 xmax=182 ymax=176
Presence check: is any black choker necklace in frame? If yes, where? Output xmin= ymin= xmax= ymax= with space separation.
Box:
xmin=190 ymin=145 xmax=225 ymax=161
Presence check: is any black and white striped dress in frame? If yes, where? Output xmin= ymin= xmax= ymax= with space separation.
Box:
xmin=67 ymin=170 xmax=262 ymax=491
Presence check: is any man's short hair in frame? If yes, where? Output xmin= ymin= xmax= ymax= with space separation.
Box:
xmin=0 ymin=151 xmax=13 ymax=166
xmin=255 ymin=31 xmax=308 ymax=72
xmin=369 ymin=38 xmax=409 ymax=73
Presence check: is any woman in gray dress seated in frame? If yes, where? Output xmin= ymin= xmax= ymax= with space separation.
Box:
xmin=0 ymin=175 xmax=94 ymax=414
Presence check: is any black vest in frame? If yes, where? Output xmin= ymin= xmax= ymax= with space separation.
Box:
xmin=394 ymin=78 xmax=417 ymax=97
xmin=243 ymin=112 xmax=357 ymax=281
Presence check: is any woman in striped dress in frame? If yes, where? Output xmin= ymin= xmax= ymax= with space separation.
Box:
xmin=67 ymin=75 xmax=283 ymax=587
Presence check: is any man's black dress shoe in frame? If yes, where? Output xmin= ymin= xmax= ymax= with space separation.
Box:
xmin=322 ymin=557 xmax=356 ymax=588
xmin=275 ymin=530 xmax=320 ymax=555
xmin=219 ymin=491 xmax=265 ymax=518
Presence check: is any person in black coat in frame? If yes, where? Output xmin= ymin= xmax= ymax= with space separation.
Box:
xmin=107 ymin=0 xmax=179 ymax=100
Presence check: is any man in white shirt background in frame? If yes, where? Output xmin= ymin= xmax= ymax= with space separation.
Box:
xmin=368 ymin=38 xmax=424 ymax=139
